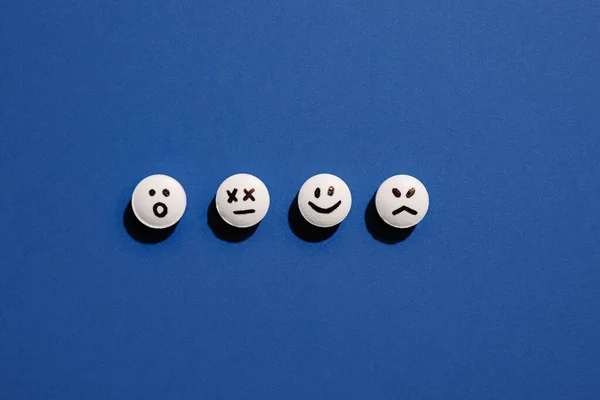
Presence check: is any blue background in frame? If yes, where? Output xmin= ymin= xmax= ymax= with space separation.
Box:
xmin=1 ymin=1 xmax=599 ymax=398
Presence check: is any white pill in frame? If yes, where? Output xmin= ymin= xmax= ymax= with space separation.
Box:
xmin=216 ymin=173 xmax=270 ymax=228
xmin=375 ymin=174 xmax=429 ymax=228
xmin=131 ymin=174 xmax=187 ymax=229
xmin=297 ymin=173 xmax=352 ymax=228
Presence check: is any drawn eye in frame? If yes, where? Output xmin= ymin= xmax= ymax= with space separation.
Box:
xmin=314 ymin=187 xmax=321 ymax=198
xmin=162 ymin=189 xmax=170 ymax=197
xmin=327 ymin=186 xmax=335 ymax=196
xmin=243 ymin=188 xmax=255 ymax=201
xmin=227 ymin=189 xmax=238 ymax=203
xmin=149 ymin=189 xmax=156 ymax=196
xmin=406 ymin=188 xmax=415 ymax=198
xmin=392 ymin=188 xmax=401 ymax=198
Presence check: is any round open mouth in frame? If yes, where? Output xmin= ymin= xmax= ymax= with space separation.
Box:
xmin=308 ymin=200 xmax=342 ymax=214
xmin=392 ymin=205 xmax=417 ymax=216
xmin=153 ymin=202 xmax=168 ymax=218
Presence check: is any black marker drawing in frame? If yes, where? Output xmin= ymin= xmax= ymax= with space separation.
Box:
xmin=153 ymin=202 xmax=168 ymax=218
xmin=233 ymin=209 xmax=256 ymax=215
xmin=227 ymin=189 xmax=238 ymax=203
xmin=308 ymin=200 xmax=342 ymax=214
xmin=243 ymin=188 xmax=255 ymax=201
xmin=392 ymin=205 xmax=417 ymax=216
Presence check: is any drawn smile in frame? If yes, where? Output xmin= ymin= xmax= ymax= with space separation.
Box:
xmin=392 ymin=206 xmax=418 ymax=216
xmin=308 ymin=200 xmax=342 ymax=214
xmin=233 ymin=209 xmax=256 ymax=215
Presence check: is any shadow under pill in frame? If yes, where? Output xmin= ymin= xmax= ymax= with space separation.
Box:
xmin=288 ymin=193 xmax=339 ymax=242
xmin=364 ymin=192 xmax=415 ymax=244
xmin=123 ymin=200 xmax=177 ymax=244
xmin=207 ymin=197 xmax=259 ymax=243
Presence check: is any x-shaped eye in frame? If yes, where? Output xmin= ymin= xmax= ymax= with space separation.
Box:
xmin=243 ymin=188 xmax=255 ymax=201
xmin=227 ymin=189 xmax=238 ymax=203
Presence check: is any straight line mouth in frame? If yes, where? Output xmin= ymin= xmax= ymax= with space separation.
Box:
xmin=233 ymin=209 xmax=256 ymax=215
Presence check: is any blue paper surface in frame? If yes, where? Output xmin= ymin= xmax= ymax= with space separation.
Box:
xmin=1 ymin=1 xmax=599 ymax=398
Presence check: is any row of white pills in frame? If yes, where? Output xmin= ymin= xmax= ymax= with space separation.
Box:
xmin=132 ymin=173 xmax=429 ymax=230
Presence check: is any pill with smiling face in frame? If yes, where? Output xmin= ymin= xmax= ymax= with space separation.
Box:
xmin=131 ymin=174 xmax=187 ymax=229
xmin=297 ymin=173 xmax=352 ymax=228
xmin=375 ymin=174 xmax=429 ymax=228
xmin=216 ymin=173 xmax=270 ymax=228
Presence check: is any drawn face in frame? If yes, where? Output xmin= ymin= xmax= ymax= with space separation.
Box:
xmin=216 ymin=173 xmax=270 ymax=228
xmin=375 ymin=175 xmax=429 ymax=228
xmin=131 ymin=174 xmax=187 ymax=229
xmin=298 ymin=174 xmax=352 ymax=228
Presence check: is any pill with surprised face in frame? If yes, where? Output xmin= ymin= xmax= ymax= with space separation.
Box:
xmin=131 ymin=174 xmax=187 ymax=229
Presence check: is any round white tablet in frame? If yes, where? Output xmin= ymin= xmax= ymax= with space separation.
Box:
xmin=375 ymin=174 xmax=429 ymax=228
xmin=297 ymin=173 xmax=352 ymax=228
xmin=131 ymin=174 xmax=187 ymax=229
xmin=216 ymin=173 xmax=270 ymax=228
